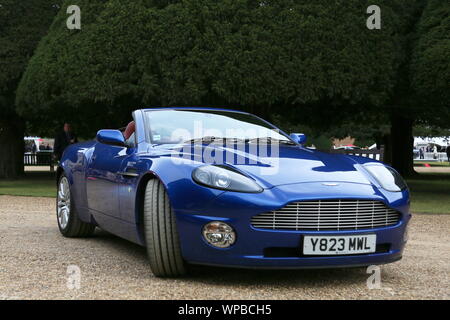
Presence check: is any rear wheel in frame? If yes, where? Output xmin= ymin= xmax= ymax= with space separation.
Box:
xmin=143 ymin=179 xmax=186 ymax=277
xmin=57 ymin=174 xmax=95 ymax=237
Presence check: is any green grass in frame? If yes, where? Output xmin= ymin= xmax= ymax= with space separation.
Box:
xmin=407 ymin=173 xmax=450 ymax=214
xmin=0 ymin=172 xmax=55 ymax=197
xmin=1 ymin=171 xmax=449 ymax=214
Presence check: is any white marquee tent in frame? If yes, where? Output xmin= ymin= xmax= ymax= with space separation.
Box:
xmin=414 ymin=136 xmax=450 ymax=147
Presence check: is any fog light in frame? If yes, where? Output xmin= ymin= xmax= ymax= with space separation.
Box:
xmin=202 ymin=221 xmax=236 ymax=248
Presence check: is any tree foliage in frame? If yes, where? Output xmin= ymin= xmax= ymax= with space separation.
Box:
xmin=410 ymin=0 xmax=450 ymax=126
xmin=16 ymin=0 xmax=421 ymax=137
xmin=0 ymin=1 xmax=60 ymax=115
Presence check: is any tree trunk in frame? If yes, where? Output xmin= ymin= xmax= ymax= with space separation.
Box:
xmin=0 ymin=115 xmax=25 ymax=179
xmin=390 ymin=114 xmax=415 ymax=177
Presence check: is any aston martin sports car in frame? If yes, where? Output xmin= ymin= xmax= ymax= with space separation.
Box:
xmin=56 ymin=108 xmax=410 ymax=277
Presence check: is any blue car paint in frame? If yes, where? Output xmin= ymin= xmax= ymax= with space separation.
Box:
xmin=59 ymin=108 xmax=410 ymax=269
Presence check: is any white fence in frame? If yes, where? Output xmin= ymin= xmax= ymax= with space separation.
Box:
xmin=415 ymin=152 xmax=448 ymax=162
xmin=330 ymin=149 xmax=384 ymax=161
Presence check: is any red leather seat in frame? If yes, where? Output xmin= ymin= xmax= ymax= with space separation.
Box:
xmin=123 ymin=121 xmax=135 ymax=140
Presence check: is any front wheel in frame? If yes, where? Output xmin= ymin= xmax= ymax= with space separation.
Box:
xmin=143 ymin=179 xmax=186 ymax=277
xmin=57 ymin=174 xmax=95 ymax=237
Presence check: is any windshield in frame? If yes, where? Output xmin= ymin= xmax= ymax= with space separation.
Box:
xmin=144 ymin=109 xmax=292 ymax=145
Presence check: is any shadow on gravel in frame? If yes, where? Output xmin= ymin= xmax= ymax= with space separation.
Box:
xmin=185 ymin=265 xmax=369 ymax=288
xmin=90 ymin=229 xmax=148 ymax=263
xmin=91 ymin=229 xmax=370 ymax=288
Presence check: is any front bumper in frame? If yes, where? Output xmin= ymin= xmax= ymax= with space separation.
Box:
xmin=175 ymin=182 xmax=411 ymax=269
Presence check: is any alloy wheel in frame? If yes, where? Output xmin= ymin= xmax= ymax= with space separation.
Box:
xmin=57 ymin=177 xmax=71 ymax=229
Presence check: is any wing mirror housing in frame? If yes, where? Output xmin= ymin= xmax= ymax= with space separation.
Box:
xmin=96 ymin=129 xmax=126 ymax=147
xmin=290 ymin=133 xmax=307 ymax=145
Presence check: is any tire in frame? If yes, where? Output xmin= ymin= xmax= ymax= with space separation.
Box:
xmin=143 ymin=179 xmax=186 ymax=277
xmin=57 ymin=174 xmax=95 ymax=237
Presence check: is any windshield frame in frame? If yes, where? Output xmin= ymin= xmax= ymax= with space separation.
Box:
xmin=142 ymin=108 xmax=295 ymax=145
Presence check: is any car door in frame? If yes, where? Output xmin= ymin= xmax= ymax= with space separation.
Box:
xmin=86 ymin=142 xmax=128 ymax=217
xmin=117 ymin=150 xmax=140 ymax=222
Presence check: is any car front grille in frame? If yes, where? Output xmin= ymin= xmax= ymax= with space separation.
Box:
xmin=251 ymin=200 xmax=401 ymax=231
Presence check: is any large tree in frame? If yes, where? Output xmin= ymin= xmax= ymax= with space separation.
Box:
xmin=16 ymin=0 xmax=445 ymax=176
xmin=0 ymin=1 xmax=61 ymax=178
xmin=411 ymin=0 xmax=450 ymax=127
xmin=384 ymin=0 xmax=449 ymax=176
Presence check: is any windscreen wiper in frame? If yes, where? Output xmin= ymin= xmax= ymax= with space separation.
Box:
xmin=183 ymin=136 xmax=295 ymax=145
xmin=245 ymin=137 xmax=296 ymax=145
xmin=183 ymin=136 xmax=222 ymax=144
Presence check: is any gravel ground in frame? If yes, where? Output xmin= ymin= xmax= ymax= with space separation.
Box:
xmin=0 ymin=195 xmax=449 ymax=300
xmin=414 ymin=166 xmax=450 ymax=173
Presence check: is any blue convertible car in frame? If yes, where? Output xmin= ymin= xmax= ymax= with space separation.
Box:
xmin=57 ymin=108 xmax=410 ymax=277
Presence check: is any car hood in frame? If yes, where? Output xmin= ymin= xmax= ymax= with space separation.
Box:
xmin=153 ymin=144 xmax=373 ymax=188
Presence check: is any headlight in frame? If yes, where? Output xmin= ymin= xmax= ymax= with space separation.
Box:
xmin=363 ymin=164 xmax=407 ymax=192
xmin=192 ymin=165 xmax=263 ymax=193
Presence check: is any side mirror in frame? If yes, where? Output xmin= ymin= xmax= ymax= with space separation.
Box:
xmin=290 ymin=133 xmax=307 ymax=145
xmin=96 ymin=129 xmax=126 ymax=147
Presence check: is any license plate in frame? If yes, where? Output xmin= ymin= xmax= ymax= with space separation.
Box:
xmin=303 ymin=235 xmax=376 ymax=255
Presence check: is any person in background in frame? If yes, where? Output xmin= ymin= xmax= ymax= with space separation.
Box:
xmin=419 ymin=147 xmax=424 ymax=159
xmin=54 ymin=122 xmax=78 ymax=161
xmin=446 ymin=145 xmax=450 ymax=163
